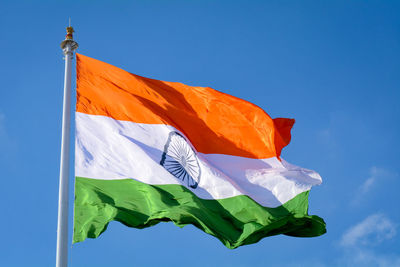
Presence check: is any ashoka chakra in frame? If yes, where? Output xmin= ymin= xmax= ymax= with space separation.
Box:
xmin=160 ymin=132 xmax=201 ymax=189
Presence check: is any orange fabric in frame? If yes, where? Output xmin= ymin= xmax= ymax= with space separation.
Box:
xmin=76 ymin=53 xmax=294 ymax=159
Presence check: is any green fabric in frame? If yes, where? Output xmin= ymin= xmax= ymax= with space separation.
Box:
xmin=73 ymin=177 xmax=326 ymax=248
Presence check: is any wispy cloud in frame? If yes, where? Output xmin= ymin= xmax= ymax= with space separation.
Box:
xmin=340 ymin=213 xmax=397 ymax=247
xmin=359 ymin=176 xmax=375 ymax=194
xmin=285 ymin=213 xmax=399 ymax=267
xmin=343 ymin=249 xmax=400 ymax=267
xmin=293 ymin=250 xmax=400 ymax=267
xmin=338 ymin=213 xmax=399 ymax=267
xmin=351 ymin=166 xmax=396 ymax=206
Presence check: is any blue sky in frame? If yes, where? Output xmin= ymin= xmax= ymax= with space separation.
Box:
xmin=1 ymin=1 xmax=399 ymax=266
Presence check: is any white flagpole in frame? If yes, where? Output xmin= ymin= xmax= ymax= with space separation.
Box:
xmin=56 ymin=25 xmax=78 ymax=267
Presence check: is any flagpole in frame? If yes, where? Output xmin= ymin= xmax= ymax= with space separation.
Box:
xmin=56 ymin=25 xmax=78 ymax=267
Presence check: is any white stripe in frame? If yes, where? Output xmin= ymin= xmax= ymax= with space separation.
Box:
xmin=75 ymin=112 xmax=322 ymax=208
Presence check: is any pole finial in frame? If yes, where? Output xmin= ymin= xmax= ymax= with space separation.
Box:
xmin=61 ymin=23 xmax=78 ymax=53
xmin=65 ymin=26 xmax=74 ymax=40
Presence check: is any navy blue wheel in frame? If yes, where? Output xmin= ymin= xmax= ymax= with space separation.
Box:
xmin=160 ymin=132 xmax=201 ymax=189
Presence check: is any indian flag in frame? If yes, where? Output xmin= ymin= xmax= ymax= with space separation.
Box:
xmin=73 ymin=54 xmax=326 ymax=249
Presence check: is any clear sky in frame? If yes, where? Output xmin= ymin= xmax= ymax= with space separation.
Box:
xmin=0 ymin=1 xmax=399 ymax=266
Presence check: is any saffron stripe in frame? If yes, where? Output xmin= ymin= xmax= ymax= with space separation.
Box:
xmin=76 ymin=53 xmax=294 ymax=159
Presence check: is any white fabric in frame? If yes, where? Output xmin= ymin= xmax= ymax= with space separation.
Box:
xmin=75 ymin=112 xmax=322 ymax=207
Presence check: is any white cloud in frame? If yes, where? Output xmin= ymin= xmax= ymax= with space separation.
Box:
xmin=346 ymin=249 xmax=400 ymax=267
xmin=338 ymin=214 xmax=400 ymax=267
xmin=359 ymin=175 xmax=375 ymax=194
xmin=285 ymin=213 xmax=399 ymax=267
xmin=340 ymin=213 xmax=397 ymax=247
xmin=362 ymin=166 xmax=390 ymax=194
xmin=351 ymin=166 xmax=395 ymax=206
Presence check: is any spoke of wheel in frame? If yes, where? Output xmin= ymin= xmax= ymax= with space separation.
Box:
xmin=164 ymin=161 xmax=180 ymax=169
xmin=169 ymin=144 xmax=180 ymax=158
xmin=168 ymin=165 xmax=183 ymax=173
xmin=174 ymin=167 xmax=185 ymax=179
xmin=170 ymin=167 xmax=183 ymax=177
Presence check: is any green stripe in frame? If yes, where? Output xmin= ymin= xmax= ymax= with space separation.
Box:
xmin=73 ymin=177 xmax=326 ymax=248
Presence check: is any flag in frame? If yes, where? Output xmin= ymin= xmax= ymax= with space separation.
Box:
xmin=73 ymin=53 xmax=326 ymax=248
